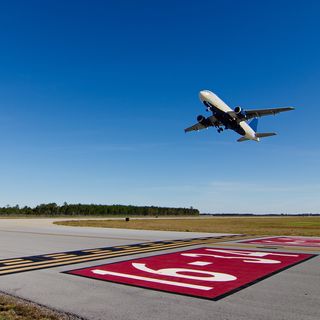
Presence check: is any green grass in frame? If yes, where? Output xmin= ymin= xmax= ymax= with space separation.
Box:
xmin=54 ymin=216 xmax=320 ymax=236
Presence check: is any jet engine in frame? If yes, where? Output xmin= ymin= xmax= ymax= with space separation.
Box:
xmin=234 ymin=106 xmax=242 ymax=114
xmin=234 ymin=106 xmax=247 ymax=119
xmin=197 ymin=115 xmax=211 ymax=126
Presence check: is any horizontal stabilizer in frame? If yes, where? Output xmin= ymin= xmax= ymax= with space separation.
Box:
xmin=237 ymin=132 xmax=277 ymax=142
xmin=237 ymin=137 xmax=250 ymax=142
xmin=255 ymin=132 xmax=277 ymax=138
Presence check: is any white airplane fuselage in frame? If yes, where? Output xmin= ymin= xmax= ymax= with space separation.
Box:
xmin=199 ymin=90 xmax=259 ymax=141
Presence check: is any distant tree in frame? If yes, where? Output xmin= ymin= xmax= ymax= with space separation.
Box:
xmin=0 ymin=203 xmax=200 ymax=217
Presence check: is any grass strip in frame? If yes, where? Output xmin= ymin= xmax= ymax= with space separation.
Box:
xmin=54 ymin=217 xmax=320 ymax=236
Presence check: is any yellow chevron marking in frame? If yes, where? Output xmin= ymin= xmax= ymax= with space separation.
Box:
xmin=50 ymin=254 xmax=78 ymax=259
xmin=44 ymin=253 xmax=73 ymax=257
xmin=0 ymin=258 xmax=24 ymax=263
xmin=115 ymin=246 xmax=134 ymax=249
xmin=3 ymin=260 xmax=33 ymax=265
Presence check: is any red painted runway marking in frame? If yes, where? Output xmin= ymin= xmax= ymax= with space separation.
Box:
xmin=66 ymin=247 xmax=314 ymax=300
xmin=240 ymin=236 xmax=320 ymax=248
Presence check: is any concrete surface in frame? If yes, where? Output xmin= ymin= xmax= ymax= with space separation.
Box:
xmin=0 ymin=218 xmax=319 ymax=320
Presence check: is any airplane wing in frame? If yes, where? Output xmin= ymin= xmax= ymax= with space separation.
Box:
xmin=184 ymin=122 xmax=207 ymax=132
xmin=244 ymin=107 xmax=295 ymax=120
xmin=184 ymin=115 xmax=221 ymax=133
xmin=227 ymin=107 xmax=294 ymax=121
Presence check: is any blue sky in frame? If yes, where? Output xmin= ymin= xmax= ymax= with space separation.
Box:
xmin=0 ymin=0 xmax=319 ymax=213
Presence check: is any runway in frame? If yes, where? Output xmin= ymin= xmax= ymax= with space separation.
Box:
xmin=0 ymin=219 xmax=319 ymax=320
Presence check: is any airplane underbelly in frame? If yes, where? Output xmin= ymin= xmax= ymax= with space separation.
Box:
xmin=234 ymin=125 xmax=246 ymax=136
xmin=218 ymin=114 xmax=246 ymax=135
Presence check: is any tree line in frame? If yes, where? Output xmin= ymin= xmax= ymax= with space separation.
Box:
xmin=0 ymin=203 xmax=199 ymax=216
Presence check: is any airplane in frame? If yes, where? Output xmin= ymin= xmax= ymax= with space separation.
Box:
xmin=184 ymin=90 xmax=295 ymax=142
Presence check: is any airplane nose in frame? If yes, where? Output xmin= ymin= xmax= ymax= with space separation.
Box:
xmin=199 ymin=90 xmax=208 ymax=101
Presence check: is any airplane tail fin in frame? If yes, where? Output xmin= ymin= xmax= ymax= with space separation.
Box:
xmin=249 ymin=118 xmax=258 ymax=131
xmin=248 ymin=118 xmax=276 ymax=140
xmin=255 ymin=132 xmax=277 ymax=138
